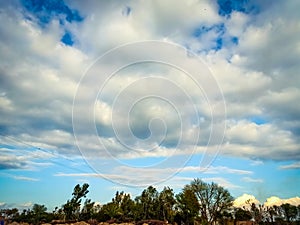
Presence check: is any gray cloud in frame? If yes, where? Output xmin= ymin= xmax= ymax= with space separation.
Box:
xmin=0 ymin=0 xmax=299 ymax=172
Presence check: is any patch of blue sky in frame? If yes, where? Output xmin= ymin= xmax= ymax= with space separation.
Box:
xmin=217 ymin=0 xmax=260 ymax=17
xmin=192 ymin=23 xmax=226 ymax=52
xmin=21 ymin=0 xmax=83 ymax=26
xmin=231 ymin=36 xmax=239 ymax=45
xmin=252 ymin=161 xmax=300 ymax=200
xmin=61 ymin=31 xmax=74 ymax=46
xmin=208 ymin=155 xmax=300 ymax=200
xmin=249 ymin=116 xmax=268 ymax=125
xmin=193 ymin=23 xmax=225 ymax=38
xmin=21 ymin=0 xmax=83 ymax=47
xmin=214 ymin=37 xmax=223 ymax=51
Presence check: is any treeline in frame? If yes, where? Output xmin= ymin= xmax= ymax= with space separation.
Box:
xmin=1 ymin=178 xmax=300 ymax=225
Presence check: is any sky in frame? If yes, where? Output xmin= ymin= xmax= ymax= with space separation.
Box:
xmin=0 ymin=0 xmax=300 ymax=210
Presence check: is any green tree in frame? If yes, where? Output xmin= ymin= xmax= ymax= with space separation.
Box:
xmin=97 ymin=191 xmax=134 ymax=222
xmin=157 ymin=186 xmax=176 ymax=222
xmin=135 ymin=186 xmax=159 ymax=220
xmin=188 ymin=178 xmax=233 ymax=225
xmin=175 ymin=187 xmax=200 ymax=225
xmin=80 ymin=198 xmax=95 ymax=220
xmin=281 ymin=203 xmax=298 ymax=222
xmin=119 ymin=192 xmax=135 ymax=221
xmin=1 ymin=208 xmax=19 ymax=220
xmin=32 ymin=204 xmax=47 ymax=224
xmin=63 ymin=183 xmax=89 ymax=221
xmin=99 ymin=202 xmax=121 ymax=221
xmin=234 ymin=207 xmax=252 ymax=221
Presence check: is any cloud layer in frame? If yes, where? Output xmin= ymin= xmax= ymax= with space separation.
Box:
xmin=234 ymin=194 xmax=300 ymax=208
xmin=0 ymin=0 xmax=299 ymax=189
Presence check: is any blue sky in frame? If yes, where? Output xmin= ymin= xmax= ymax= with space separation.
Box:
xmin=1 ymin=0 xmax=300 ymax=210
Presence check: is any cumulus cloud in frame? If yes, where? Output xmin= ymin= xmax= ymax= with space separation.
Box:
xmin=264 ymin=196 xmax=300 ymax=207
xmin=0 ymin=0 xmax=300 ymax=175
xmin=234 ymin=194 xmax=300 ymax=208
xmin=233 ymin=193 xmax=260 ymax=208
xmin=222 ymin=120 xmax=300 ymax=160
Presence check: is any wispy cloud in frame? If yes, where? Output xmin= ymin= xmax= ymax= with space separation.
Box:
xmin=12 ymin=175 xmax=39 ymax=182
xmin=250 ymin=160 xmax=264 ymax=166
xmin=242 ymin=176 xmax=263 ymax=183
xmin=54 ymin=165 xmax=242 ymax=189
xmin=203 ymin=177 xmax=241 ymax=189
xmin=279 ymin=162 xmax=300 ymax=170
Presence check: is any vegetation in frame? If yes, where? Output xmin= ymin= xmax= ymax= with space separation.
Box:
xmin=1 ymin=179 xmax=300 ymax=225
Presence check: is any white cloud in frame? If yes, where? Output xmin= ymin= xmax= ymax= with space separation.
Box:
xmin=67 ymin=0 xmax=221 ymax=54
xmin=181 ymin=166 xmax=252 ymax=175
xmin=203 ymin=177 xmax=240 ymax=189
xmin=20 ymin=202 xmax=33 ymax=208
xmin=0 ymin=0 xmax=299 ymax=175
xmin=222 ymin=120 xmax=300 ymax=160
xmin=264 ymin=196 xmax=300 ymax=207
xmin=233 ymin=193 xmax=260 ymax=208
xmin=242 ymin=177 xmax=263 ymax=183
xmin=12 ymin=175 xmax=39 ymax=182
xmin=225 ymin=11 xmax=249 ymax=37
xmin=54 ymin=164 xmax=246 ymax=188
xmin=234 ymin=194 xmax=300 ymax=208
xmin=279 ymin=162 xmax=300 ymax=170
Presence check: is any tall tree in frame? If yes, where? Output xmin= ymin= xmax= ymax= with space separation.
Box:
xmin=158 ymin=186 xmax=176 ymax=222
xmin=31 ymin=204 xmax=47 ymax=224
xmin=188 ymin=178 xmax=233 ymax=225
xmin=80 ymin=198 xmax=95 ymax=220
xmin=175 ymin=187 xmax=200 ymax=225
xmin=281 ymin=203 xmax=298 ymax=222
xmin=249 ymin=203 xmax=264 ymax=224
xmin=234 ymin=207 xmax=252 ymax=221
xmin=99 ymin=202 xmax=121 ymax=221
xmin=63 ymin=183 xmax=89 ymax=221
xmin=135 ymin=186 xmax=159 ymax=220
xmin=97 ymin=191 xmax=134 ymax=222
xmin=119 ymin=192 xmax=135 ymax=220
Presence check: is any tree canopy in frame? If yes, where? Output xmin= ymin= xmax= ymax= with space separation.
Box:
xmin=1 ymin=179 xmax=300 ymax=225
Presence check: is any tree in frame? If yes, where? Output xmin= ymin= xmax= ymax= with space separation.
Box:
xmin=157 ymin=187 xmax=176 ymax=222
xmin=234 ymin=208 xmax=252 ymax=221
xmin=281 ymin=203 xmax=297 ymax=222
xmin=0 ymin=208 xmax=19 ymax=220
xmin=135 ymin=186 xmax=159 ymax=220
xmin=188 ymin=178 xmax=233 ymax=225
xmin=175 ymin=187 xmax=200 ymax=225
xmin=97 ymin=191 xmax=134 ymax=222
xmin=32 ymin=204 xmax=47 ymax=224
xmin=265 ymin=205 xmax=278 ymax=223
xmin=119 ymin=192 xmax=135 ymax=221
xmin=80 ymin=199 xmax=95 ymax=220
xmin=63 ymin=183 xmax=89 ymax=221
xmin=99 ymin=202 xmax=121 ymax=221
xmin=248 ymin=203 xmax=265 ymax=224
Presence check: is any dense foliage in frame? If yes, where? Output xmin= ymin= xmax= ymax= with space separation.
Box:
xmin=1 ymin=179 xmax=300 ymax=225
